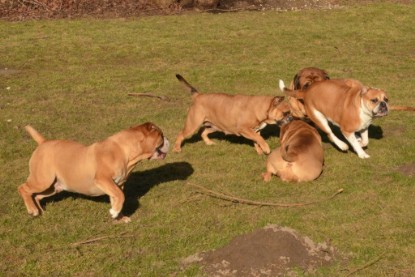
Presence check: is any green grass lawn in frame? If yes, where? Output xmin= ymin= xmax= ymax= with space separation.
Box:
xmin=1 ymin=2 xmax=415 ymax=276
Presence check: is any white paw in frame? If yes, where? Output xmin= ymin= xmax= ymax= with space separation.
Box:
xmin=109 ymin=208 xmax=120 ymax=219
xmin=358 ymin=152 xmax=370 ymax=159
xmin=337 ymin=141 xmax=349 ymax=151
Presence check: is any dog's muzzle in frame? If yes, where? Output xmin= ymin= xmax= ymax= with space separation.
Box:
xmin=277 ymin=115 xmax=294 ymax=126
xmin=150 ymin=137 xmax=169 ymax=160
xmin=374 ymin=101 xmax=388 ymax=117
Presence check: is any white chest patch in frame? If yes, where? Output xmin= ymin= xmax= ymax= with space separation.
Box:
xmin=359 ymin=100 xmax=373 ymax=131
xmin=254 ymin=122 xmax=267 ymax=132
xmin=113 ymin=176 xmax=124 ymax=185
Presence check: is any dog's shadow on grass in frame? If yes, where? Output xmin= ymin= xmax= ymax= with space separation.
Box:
xmin=40 ymin=162 xmax=194 ymax=217
xmin=122 ymin=161 xmax=194 ymax=216
xmin=182 ymin=125 xmax=282 ymax=148
xmin=319 ymin=124 xmax=384 ymax=151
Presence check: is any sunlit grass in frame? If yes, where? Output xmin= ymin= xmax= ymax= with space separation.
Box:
xmin=1 ymin=2 xmax=414 ymax=276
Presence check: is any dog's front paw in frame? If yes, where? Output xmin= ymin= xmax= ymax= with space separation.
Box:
xmin=258 ymin=144 xmax=270 ymax=155
xmin=336 ymin=141 xmax=349 ymax=151
xmin=358 ymin=152 xmax=370 ymax=159
xmin=28 ymin=208 xmax=40 ymax=217
xmin=254 ymin=144 xmax=264 ymax=155
xmin=173 ymin=146 xmax=182 ymax=153
xmin=262 ymin=172 xmax=272 ymax=182
xmin=109 ymin=208 xmax=120 ymax=219
xmin=113 ymin=215 xmax=131 ymax=224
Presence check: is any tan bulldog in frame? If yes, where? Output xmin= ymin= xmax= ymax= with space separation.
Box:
xmin=18 ymin=122 xmax=169 ymax=222
xmin=280 ymin=78 xmax=388 ymax=159
xmin=174 ymin=74 xmax=291 ymax=155
xmin=262 ymin=120 xmax=324 ymax=182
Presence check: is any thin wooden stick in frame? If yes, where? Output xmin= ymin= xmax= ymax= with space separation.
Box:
xmin=128 ymin=92 xmax=169 ymax=101
xmin=344 ymin=253 xmax=385 ymax=277
xmin=390 ymin=105 xmax=415 ymax=111
xmin=71 ymin=232 xmax=133 ymax=247
xmin=188 ymin=183 xmax=343 ymax=207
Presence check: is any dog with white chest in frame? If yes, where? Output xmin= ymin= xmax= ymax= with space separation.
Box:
xmin=280 ymin=78 xmax=389 ymax=159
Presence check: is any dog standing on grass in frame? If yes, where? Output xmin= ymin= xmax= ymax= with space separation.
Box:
xmin=174 ymin=74 xmax=292 ymax=155
xmin=280 ymin=78 xmax=389 ymax=159
xmin=287 ymin=67 xmax=414 ymax=114
xmin=262 ymin=120 xmax=324 ymax=182
xmin=18 ymin=122 xmax=169 ymax=223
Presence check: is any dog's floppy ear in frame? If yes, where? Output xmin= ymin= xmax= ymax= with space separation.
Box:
xmin=323 ymin=70 xmax=330 ymax=80
xmin=360 ymin=86 xmax=369 ymax=95
xmin=293 ymin=73 xmax=301 ymax=89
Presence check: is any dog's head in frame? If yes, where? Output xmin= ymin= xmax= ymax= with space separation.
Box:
xmin=292 ymin=67 xmax=330 ymax=90
xmin=361 ymin=87 xmax=389 ymax=117
xmin=266 ymin=96 xmax=292 ymax=125
xmin=131 ymin=122 xmax=169 ymax=160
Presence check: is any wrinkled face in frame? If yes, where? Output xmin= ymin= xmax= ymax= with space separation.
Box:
xmin=150 ymin=137 xmax=169 ymax=160
xmin=136 ymin=122 xmax=169 ymax=160
xmin=294 ymin=67 xmax=330 ymax=90
xmin=267 ymin=97 xmax=292 ymax=124
xmin=362 ymin=88 xmax=389 ymax=117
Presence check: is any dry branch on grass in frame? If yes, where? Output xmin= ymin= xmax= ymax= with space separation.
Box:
xmin=188 ymin=183 xmax=343 ymax=207
xmin=343 ymin=253 xmax=385 ymax=277
xmin=128 ymin=92 xmax=170 ymax=101
xmin=71 ymin=231 xmax=134 ymax=247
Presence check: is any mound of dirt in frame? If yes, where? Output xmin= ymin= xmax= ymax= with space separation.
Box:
xmin=182 ymin=224 xmax=338 ymax=276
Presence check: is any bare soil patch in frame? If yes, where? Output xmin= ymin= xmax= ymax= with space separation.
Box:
xmin=397 ymin=162 xmax=415 ymax=177
xmin=1 ymin=0 xmax=401 ymax=21
xmin=182 ymin=224 xmax=339 ymax=276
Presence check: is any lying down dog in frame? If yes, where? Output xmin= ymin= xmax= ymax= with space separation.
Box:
xmin=262 ymin=120 xmax=324 ymax=182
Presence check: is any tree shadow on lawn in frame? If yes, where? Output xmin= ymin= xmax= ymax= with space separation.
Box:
xmin=39 ymin=162 xmax=194 ymax=217
xmin=181 ymin=124 xmax=282 ymax=148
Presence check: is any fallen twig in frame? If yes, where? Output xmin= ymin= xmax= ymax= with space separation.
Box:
xmin=188 ymin=183 xmax=343 ymax=207
xmin=390 ymin=105 xmax=415 ymax=111
xmin=128 ymin=92 xmax=169 ymax=101
xmin=344 ymin=253 xmax=385 ymax=277
xmin=71 ymin=231 xmax=134 ymax=247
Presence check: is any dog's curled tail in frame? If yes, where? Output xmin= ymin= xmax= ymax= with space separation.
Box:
xmin=279 ymin=79 xmax=305 ymax=99
xmin=390 ymin=105 xmax=415 ymax=112
xmin=176 ymin=74 xmax=199 ymax=95
xmin=25 ymin=125 xmax=46 ymax=145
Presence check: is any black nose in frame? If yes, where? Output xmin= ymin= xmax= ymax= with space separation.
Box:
xmin=380 ymin=101 xmax=386 ymax=108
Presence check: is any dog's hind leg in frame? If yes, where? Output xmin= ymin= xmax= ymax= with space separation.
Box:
xmin=34 ymin=184 xmax=61 ymax=213
xmin=309 ymin=110 xmax=349 ymax=151
xmin=18 ymin=171 xmax=56 ymax=216
xmin=18 ymin=183 xmax=41 ymax=216
xmin=201 ymin=124 xmax=219 ymax=145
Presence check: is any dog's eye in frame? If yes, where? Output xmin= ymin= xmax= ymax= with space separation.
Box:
xmin=370 ymin=98 xmax=378 ymax=104
xmin=384 ymin=97 xmax=389 ymax=103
